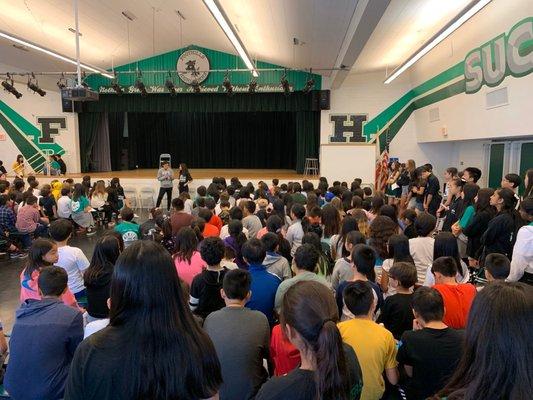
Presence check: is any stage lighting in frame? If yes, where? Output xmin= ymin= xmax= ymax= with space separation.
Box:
xmin=135 ymin=79 xmax=148 ymax=96
xmin=280 ymin=74 xmax=290 ymax=96
xmin=111 ymin=81 xmax=123 ymax=95
xmin=56 ymin=75 xmax=67 ymax=90
xmin=302 ymin=77 xmax=315 ymax=94
xmin=191 ymin=80 xmax=201 ymax=93
xmin=223 ymin=74 xmax=233 ymax=96
xmin=27 ymin=75 xmax=46 ymax=96
xmin=165 ymin=79 xmax=176 ymax=96
xmin=1 ymin=75 xmax=22 ymax=98
xmin=248 ymin=79 xmax=257 ymax=93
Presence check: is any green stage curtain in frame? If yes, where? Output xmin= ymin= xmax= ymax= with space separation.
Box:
xmin=79 ymin=92 xmax=320 ymax=173
xmin=124 ymin=112 xmax=296 ymax=170
xmin=78 ymin=113 xmax=101 ymax=172
xmin=107 ymin=112 xmax=125 ymax=171
xmin=82 ymin=92 xmax=316 ymax=113
xmin=295 ymin=111 xmax=321 ymax=173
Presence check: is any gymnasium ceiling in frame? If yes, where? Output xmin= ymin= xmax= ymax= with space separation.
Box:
xmin=0 ymin=0 xmax=472 ymax=88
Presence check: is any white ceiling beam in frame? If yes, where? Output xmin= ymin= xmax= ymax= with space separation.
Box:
xmin=330 ymin=0 xmax=391 ymax=89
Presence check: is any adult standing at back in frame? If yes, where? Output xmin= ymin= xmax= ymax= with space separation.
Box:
xmin=178 ymin=163 xmax=193 ymax=194
xmin=421 ymin=165 xmax=441 ymax=216
xmin=156 ymin=161 xmax=174 ymax=211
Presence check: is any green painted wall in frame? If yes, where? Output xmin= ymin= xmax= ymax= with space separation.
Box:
xmin=85 ymin=45 xmax=321 ymax=92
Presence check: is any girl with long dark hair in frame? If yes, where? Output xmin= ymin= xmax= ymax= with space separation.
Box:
xmin=379 ymin=234 xmax=414 ymax=296
xmin=423 ymin=232 xmax=470 ymax=286
xmin=173 ymin=227 xmax=205 ymax=286
xmin=65 ymin=241 xmax=222 ymax=399
xmin=271 ymin=198 xmax=291 ymax=231
xmin=264 ymin=214 xmax=292 ymax=263
xmin=321 ymin=204 xmax=341 ymax=246
xmin=223 ymin=220 xmax=247 ymax=269
xmin=436 ymin=282 xmax=532 ymax=400
xmin=479 ymin=188 xmax=524 ymax=262
xmin=178 ymin=163 xmax=193 ymax=194
xmin=523 ymin=168 xmax=533 ymax=199
xmin=20 ymin=238 xmax=78 ymax=307
xmin=12 ymin=154 xmax=25 ymax=178
xmin=84 ymin=233 xmax=123 ymax=320
xmin=463 ymin=188 xmax=496 ymax=266
xmin=331 ymin=231 xmax=366 ymax=291
xmin=368 ymin=215 xmax=398 ymax=265
xmin=256 ymin=281 xmax=363 ymax=400
xmin=451 ymin=183 xmax=480 ymax=258
xmin=330 ymin=216 xmax=359 ymax=260
xmin=71 ymin=183 xmax=95 ymax=235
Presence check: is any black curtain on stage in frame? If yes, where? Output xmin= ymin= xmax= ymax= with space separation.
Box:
xmin=79 ymin=92 xmax=320 ymax=173
xmin=125 ymin=112 xmax=296 ymax=169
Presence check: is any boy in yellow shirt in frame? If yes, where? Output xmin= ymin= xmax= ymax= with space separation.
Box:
xmin=338 ymin=281 xmax=399 ymax=400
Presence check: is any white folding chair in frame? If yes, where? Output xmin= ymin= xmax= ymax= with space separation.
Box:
xmin=139 ymin=187 xmax=156 ymax=209
xmin=123 ymin=187 xmax=139 ymax=211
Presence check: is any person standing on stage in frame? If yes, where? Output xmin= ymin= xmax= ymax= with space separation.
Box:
xmin=156 ymin=161 xmax=174 ymax=211
xmin=178 ymin=163 xmax=193 ymax=194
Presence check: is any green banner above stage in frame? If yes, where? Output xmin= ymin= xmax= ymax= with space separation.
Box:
xmin=97 ymin=83 xmax=295 ymax=94
xmin=85 ymin=45 xmax=321 ymax=94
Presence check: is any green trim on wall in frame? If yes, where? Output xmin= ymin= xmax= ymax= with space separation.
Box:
xmin=85 ymin=45 xmax=322 ymax=92
xmin=0 ymin=100 xmax=65 ymax=172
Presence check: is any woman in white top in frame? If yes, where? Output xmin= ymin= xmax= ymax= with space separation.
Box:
xmin=507 ymin=198 xmax=533 ymax=284
xmin=90 ymin=180 xmax=113 ymax=225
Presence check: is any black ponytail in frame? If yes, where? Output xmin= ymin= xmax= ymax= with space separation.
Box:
xmin=281 ymin=281 xmax=354 ymax=400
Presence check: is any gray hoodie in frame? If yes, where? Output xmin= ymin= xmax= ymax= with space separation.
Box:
xmin=263 ymin=252 xmax=291 ymax=281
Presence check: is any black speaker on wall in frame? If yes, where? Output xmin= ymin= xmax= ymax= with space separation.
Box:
xmin=319 ymin=90 xmax=330 ymax=110
xmin=61 ymin=91 xmax=82 ymax=113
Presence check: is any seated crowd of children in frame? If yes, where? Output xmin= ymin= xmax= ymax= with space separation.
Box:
xmin=0 ymin=163 xmax=532 ymax=400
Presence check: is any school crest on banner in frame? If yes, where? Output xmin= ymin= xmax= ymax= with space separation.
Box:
xmin=177 ymin=49 xmax=210 ymax=85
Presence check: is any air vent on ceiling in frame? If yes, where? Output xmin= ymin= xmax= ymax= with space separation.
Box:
xmin=13 ymin=44 xmax=29 ymax=52
xmin=486 ymin=87 xmax=509 ymax=109
xmin=122 ymin=10 xmax=137 ymax=21
xmin=429 ymin=107 xmax=440 ymax=122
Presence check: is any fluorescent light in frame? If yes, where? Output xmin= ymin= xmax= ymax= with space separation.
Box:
xmin=203 ymin=0 xmax=259 ymax=77
xmin=0 ymin=31 xmax=113 ymax=79
xmin=384 ymin=0 xmax=492 ymax=84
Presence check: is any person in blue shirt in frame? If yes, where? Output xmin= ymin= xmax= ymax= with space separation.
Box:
xmin=4 ymin=266 xmax=83 ymax=400
xmin=243 ymin=238 xmax=281 ymax=325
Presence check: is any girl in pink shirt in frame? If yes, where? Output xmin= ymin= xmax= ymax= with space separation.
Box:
xmin=173 ymin=227 xmax=206 ymax=286
xmin=20 ymin=238 xmax=78 ymax=308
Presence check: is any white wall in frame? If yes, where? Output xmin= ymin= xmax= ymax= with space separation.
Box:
xmin=324 ymin=0 xmax=532 ymax=183
xmin=0 ymin=62 xmax=80 ymax=173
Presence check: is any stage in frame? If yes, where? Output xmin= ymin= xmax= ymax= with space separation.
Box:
xmin=49 ymin=168 xmax=309 ymax=181
xmin=29 ymin=169 xmax=318 ymax=205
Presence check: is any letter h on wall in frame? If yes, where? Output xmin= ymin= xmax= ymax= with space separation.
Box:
xmin=329 ymin=114 xmax=368 ymax=143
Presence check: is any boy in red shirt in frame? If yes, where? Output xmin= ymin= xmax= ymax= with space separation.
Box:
xmin=431 ymin=256 xmax=476 ymax=329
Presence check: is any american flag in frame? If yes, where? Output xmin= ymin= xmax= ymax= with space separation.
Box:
xmin=375 ymin=147 xmax=389 ymax=193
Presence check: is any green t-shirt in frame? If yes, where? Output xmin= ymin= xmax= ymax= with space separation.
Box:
xmin=71 ymin=196 xmax=89 ymax=214
xmin=459 ymin=205 xmax=475 ymax=229
xmin=114 ymin=221 xmax=140 ymax=241
xmin=51 ymin=161 xmax=60 ymax=170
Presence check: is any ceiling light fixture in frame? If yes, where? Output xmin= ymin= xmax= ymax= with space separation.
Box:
xmin=165 ymin=72 xmax=177 ymax=96
xmin=384 ymin=0 xmax=492 ymax=84
xmin=1 ymin=74 xmax=22 ymax=98
xmin=111 ymin=73 xmax=123 ymax=95
xmin=302 ymin=69 xmax=315 ymax=94
xmin=280 ymin=73 xmax=290 ymax=96
xmin=27 ymin=73 xmax=46 ymax=96
xmin=56 ymin=73 xmax=67 ymax=89
xmin=203 ymin=0 xmax=259 ymax=77
xmin=68 ymin=27 xmax=82 ymax=36
xmin=135 ymin=71 xmax=147 ymax=96
xmin=0 ymin=30 xmax=114 ymax=79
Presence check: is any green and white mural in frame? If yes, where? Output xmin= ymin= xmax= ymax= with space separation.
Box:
xmin=0 ymin=101 xmax=66 ymax=173
xmin=363 ymin=17 xmax=533 ymax=151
